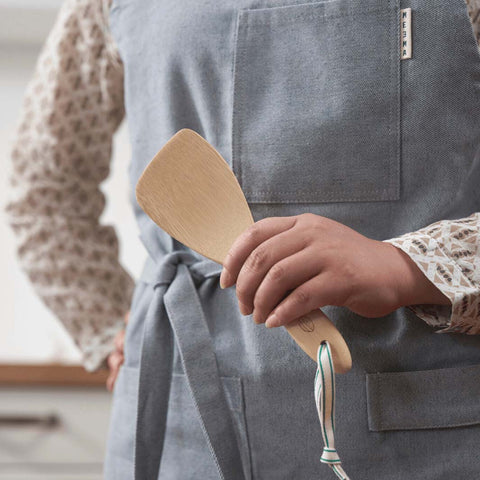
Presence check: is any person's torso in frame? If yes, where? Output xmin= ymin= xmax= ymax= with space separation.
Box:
xmin=108 ymin=1 xmax=480 ymax=478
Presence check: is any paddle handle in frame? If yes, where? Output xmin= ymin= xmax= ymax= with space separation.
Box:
xmin=284 ymin=309 xmax=352 ymax=374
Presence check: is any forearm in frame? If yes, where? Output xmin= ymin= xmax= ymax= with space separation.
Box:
xmin=5 ymin=0 xmax=132 ymax=371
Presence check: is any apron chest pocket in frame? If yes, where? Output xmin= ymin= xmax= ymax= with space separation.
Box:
xmin=366 ymin=363 xmax=480 ymax=431
xmin=232 ymin=0 xmax=401 ymax=204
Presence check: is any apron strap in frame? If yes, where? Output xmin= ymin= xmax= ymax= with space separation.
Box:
xmin=134 ymin=251 xmax=247 ymax=480
xmin=135 ymin=283 xmax=173 ymax=480
xmin=165 ymin=263 xmax=247 ymax=479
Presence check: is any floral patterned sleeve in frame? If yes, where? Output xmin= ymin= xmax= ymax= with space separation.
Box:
xmin=467 ymin=0 xmax=480 ymax=44
xmin=383 ymin=1 xmax=480 ymax=336
xmin=384 ymin=213 xmax=480 ymax=335
xmin=4 ymin=0 xmax=134 ymax=371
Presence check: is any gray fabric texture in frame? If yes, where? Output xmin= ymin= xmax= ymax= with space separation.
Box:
xmin=104 ymin=0 xmax=480 ymax=478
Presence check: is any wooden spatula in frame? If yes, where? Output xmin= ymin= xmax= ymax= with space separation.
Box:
xmin=136 ymin=129 xmax=352 ymax=373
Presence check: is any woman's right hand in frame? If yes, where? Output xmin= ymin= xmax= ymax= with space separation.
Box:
xmin=106 ymin=310 xmax=130 ymax=391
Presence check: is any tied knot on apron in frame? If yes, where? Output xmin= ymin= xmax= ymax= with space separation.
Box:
xmin=134 ymin=233 xmax=248 ymax=480
xmin=315 ymin=341 xmax=350 ymax=480
xmin=147 ymin=249 xmax=217 ymax=289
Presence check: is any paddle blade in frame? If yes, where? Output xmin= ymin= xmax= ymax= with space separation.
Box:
xmin=136 ymin=129 xmax=254 ymax=264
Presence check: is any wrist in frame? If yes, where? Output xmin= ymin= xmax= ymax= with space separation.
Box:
xmin=386 ymin=242 xmax=451 ymax=307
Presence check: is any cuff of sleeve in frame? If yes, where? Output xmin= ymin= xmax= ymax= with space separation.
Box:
xmin=81 ymin=319 xmax=125 ymax=372
xmin=383 ymin=232 xmax=480 ymax=335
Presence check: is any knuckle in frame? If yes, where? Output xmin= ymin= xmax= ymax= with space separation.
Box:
xmin=253 ymin=295 xmax=268 ymax=312
xmin=247 ymin=248 xmax=269 ymax=271
xmin=269 ymin=263 xmax=286 ymax=282
xmin=345 ymin=261 xmax=358 ymax=282
xmin=338 ymin=263 xmax=358 ymax=296
xmin=300 ymin=212 xmax=316 ymax=223
xmin=311 ymin=219 xmax=325 ymax=233
xmin=235 ymin=283 xmax=250 ymax=301
xmin=245 ymin=224 xmax=262 ymax=243
xmin=310 ymin=217 xmax=327 ymax=235
xmin=293 ymin=288 xmax=311 ymax=305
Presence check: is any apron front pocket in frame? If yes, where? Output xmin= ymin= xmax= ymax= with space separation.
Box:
xmin=158 ymin=372 xmax=252 ymax=480
xmin=366 ymin=362 xmax=480 ymax=432
xmin=232 ymin=0 xmax=401 ymax=204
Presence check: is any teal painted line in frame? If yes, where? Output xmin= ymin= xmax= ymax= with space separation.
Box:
xmin=332 ymin=465 xmax=347 ymax=480
xmin=319 ymin=343 xmax=329 ymax=447
xmin=326 ymin=343 xmax=335 ymax=435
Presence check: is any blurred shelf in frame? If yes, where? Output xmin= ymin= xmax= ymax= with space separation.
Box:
xmin=0 ymin=364 xmax=109 ymax=387
xmin=0 ymin=370 xmax=111 ymax=476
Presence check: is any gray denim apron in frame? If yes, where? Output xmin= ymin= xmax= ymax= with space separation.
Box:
xmin=104 ymin=0 xmax=480 ymax=478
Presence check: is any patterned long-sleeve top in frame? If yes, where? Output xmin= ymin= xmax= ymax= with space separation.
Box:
xmin=4 ymin=0 xmax=480 ymax=371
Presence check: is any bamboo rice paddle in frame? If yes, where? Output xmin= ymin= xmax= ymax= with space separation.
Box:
xmin=136 ymin=128 xmax=352 ymax=374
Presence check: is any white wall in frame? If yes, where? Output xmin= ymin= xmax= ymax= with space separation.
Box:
xmin=0 ymin=3 xmax=147 ymax=365
xmin=0 ymin=0 xmax=64 ymax=45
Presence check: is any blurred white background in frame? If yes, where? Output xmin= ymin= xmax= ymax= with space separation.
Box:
xmin=0 ymin=0 xmax=147 ymax=365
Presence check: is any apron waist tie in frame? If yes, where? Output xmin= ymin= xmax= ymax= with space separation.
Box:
xmin=134 ymin=245 xmax=247 ymax=480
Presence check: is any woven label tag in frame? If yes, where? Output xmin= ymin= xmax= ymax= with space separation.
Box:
xmin=400 ymin=8 xmax=412 ymax=60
